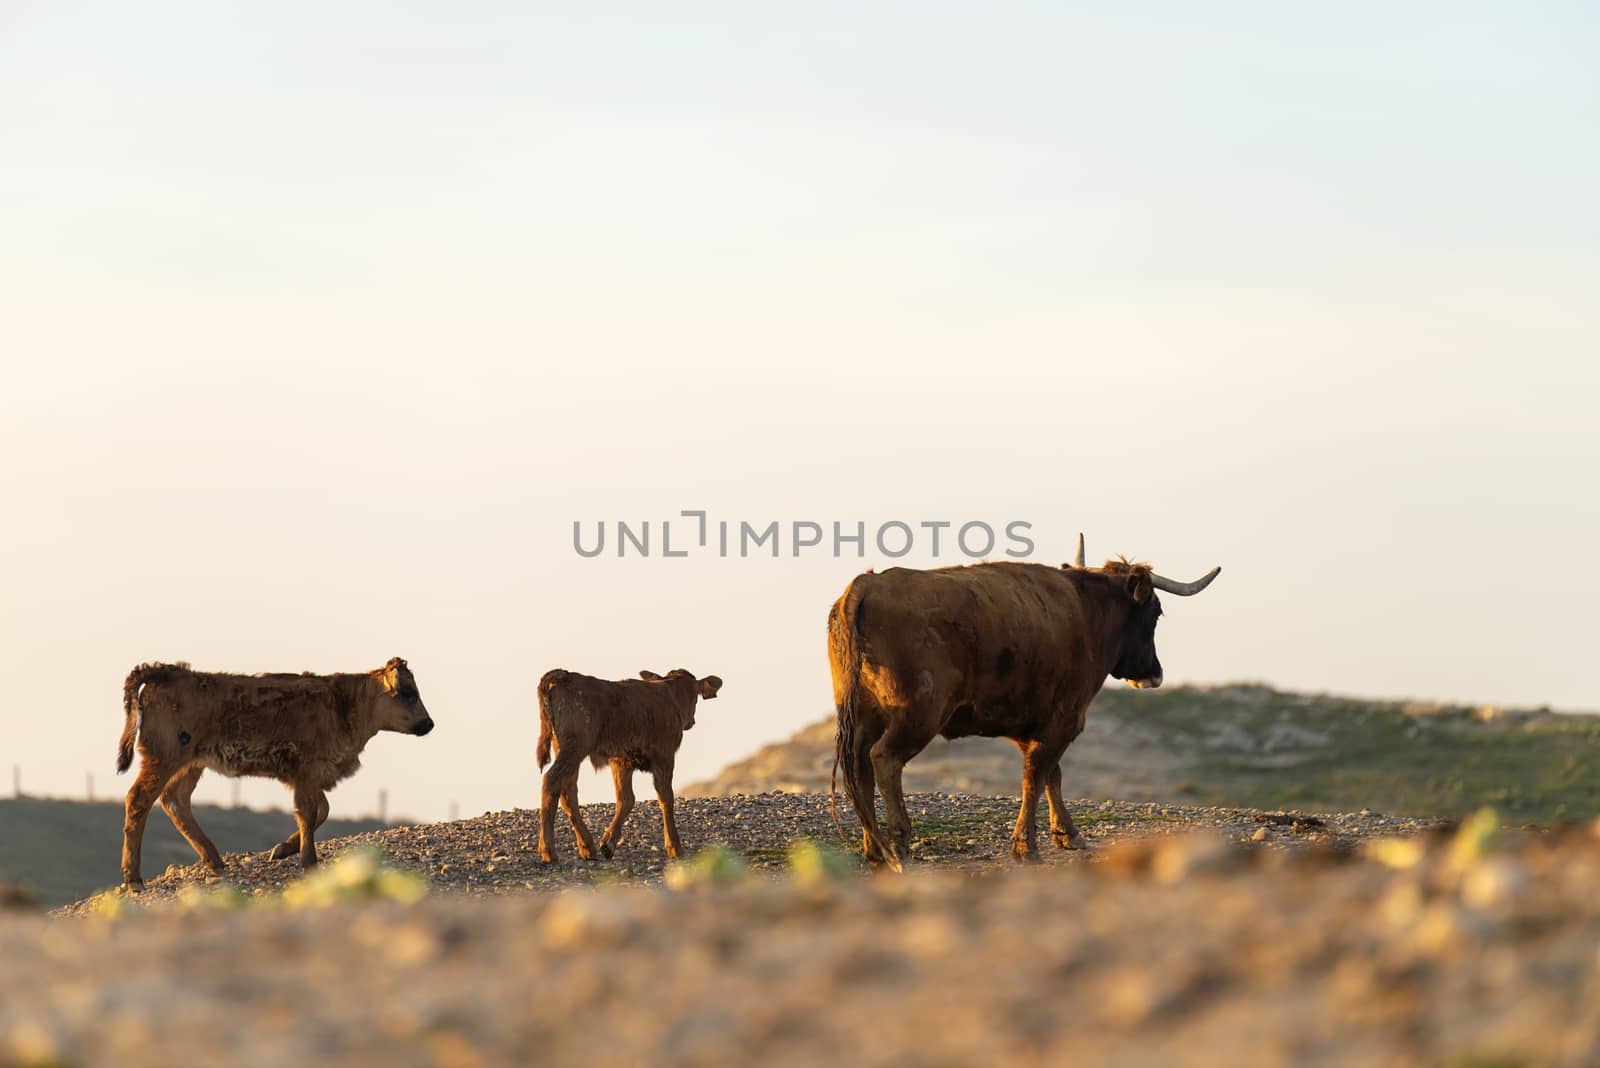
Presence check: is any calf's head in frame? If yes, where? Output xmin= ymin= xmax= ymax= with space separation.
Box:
xmin=374 ymin=657 xmax=435 ymax=735
xmin=641 ymin=668 xmax=723 ymax=729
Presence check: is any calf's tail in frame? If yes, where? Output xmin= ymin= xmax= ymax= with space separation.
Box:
xmin=536 ymin=671 xmax=563 ymax=770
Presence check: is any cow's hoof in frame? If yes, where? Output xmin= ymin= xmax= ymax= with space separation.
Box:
xmin=124 ymin=879 xmax=144 ymax=894
xmin=599 ymin=842 xmax=614 ymax=860
xmin=300 ymin=854 xmax=319 ymax=869
xmin=207 ymin=860 xmax=229 ymax=874
xmin=269 ymin=843 xmax=295 ymax=862
xmin=540 ymin=854 xmax=557 ymax=865
xmin=1010 ymin=845 xmax=1042 ymax=863
xmin=1054 ymin=832 xmax=1089 ymax=851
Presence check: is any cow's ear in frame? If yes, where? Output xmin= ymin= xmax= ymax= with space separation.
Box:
xmin=699 ymin=675 xmax=723 ymax=699
xmin=379 ymin=664 xmax=399 ymax=693
xmin=640 ymin=670 xmax=663 ymax=680
xmin=1125 ymin=570 xmax=1154 ymax=604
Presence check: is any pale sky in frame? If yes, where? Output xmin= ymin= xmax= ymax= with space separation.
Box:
xmin=2 ymin=3 xmax=1596 ymax=822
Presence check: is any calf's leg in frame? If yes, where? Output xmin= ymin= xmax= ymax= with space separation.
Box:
xmin=599 ymin=759 xmax=635 ymax=859
xmin=122 ymin=758 xmax=180 ymax=891
xmin=538 ymin=754 xmax=584 ymax=863
xmin=160 ymin=765 xmax=226 ymax=874
xmin=292 ymin=783 xmax=324 ymax=868
xmin=270 ymin=793 xmax=330 ymax=861
xmin=559 ymin=779 xmax=600 ymax=860
xmin=651 ymin=762 xmax=684 ymax=859
xmin=1045 ymin=764 xmax=1087 ymax=850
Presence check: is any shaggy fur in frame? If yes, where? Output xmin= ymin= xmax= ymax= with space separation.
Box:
xmin=115 ymin=657 xmax=434 ymax=890
xmin=535 ymin=668 xmax=721 ymax=863
xmin=829 ymin=559 xmax=1170 ymax=871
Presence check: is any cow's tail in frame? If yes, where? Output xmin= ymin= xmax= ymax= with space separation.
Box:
xmin=118 ymin=663 xmax=163 ymax=773
xmin=536 ymin=670 xmax=564 ymax=770
xmin=828 ymin=580 xmax=901 ymax=872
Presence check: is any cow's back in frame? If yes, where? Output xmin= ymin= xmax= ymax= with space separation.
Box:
xmin=845 ymin=562 xmax=1103 ymax=722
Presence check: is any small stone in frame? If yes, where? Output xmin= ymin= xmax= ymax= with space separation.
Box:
xmin=1460 ymin=859 xmax=1528 ymax=910
xmin=540 ymin=892 xmax=636 ymax=949
xmin=1251 ymin=827 xmax=1270 ymax=842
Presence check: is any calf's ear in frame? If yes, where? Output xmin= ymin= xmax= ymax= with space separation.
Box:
xmin=378 ymin=661 xmax=401 ymax=693
xmin=699 ymin=675 xmax=723 ymax=699
xmin=639 ymin=670 xmax=664 ymax=680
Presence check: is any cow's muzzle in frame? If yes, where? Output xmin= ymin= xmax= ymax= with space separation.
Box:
xmin=413 ymin=718 xmax=435 ymax=736
xmin=1127 ymin=675 xmax=1163 ymax=690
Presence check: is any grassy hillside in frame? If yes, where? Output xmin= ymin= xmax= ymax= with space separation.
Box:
xmin=688 ymin=684 xmax=1600 ymax=825
xmin=0 ymin=798 xmax=391 ymax=906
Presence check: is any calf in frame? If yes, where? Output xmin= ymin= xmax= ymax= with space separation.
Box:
xmin=116 ymin=657 xmax=435 ymax=890
xmin=535 ymin=667 xmax=721 ymax=863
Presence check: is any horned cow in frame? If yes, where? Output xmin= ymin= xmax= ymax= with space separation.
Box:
xmin=115 ymin=657 xmax=435 ymax=890
xmin=535 ymin=668 xmax=721 ymax=863
xmin=830 ymin=535 xmax=1220 ymax=870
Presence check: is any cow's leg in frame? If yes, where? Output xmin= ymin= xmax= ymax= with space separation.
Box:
xmin=1010 ymin=739 xmax=1062 ymax=861
xmin=651 ymin=762 xmax=684 ymax=859
xmin=559 ymin=778 xmax=600 ymax=861
xmin=846 ymin=734 xmax=886 ymax=866
xmin=292 ymin=782 xmax=323 ymax=868
xmin=270 ymin=792 xmax=330 ymax=861
xmin=599 ymin=759 xmax=635 ymax=859
xmin=870 ymin=722 xmax=931 ymax=867
xmin=160 ymin=765 xmax=226 ymax=874
xmin=1046 ymin=763 xmax=1088 ymax=850
xmin=122 ymin=758 xmax=180 ymax=891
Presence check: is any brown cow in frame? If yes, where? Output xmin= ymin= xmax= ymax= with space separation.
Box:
xmin=115 ymin=657 xmax=434 ymax=890
xmin=535 ymin=668 xmax=721 ymax=864
xmin=829 ymin=536 xmax=1219 ymax=870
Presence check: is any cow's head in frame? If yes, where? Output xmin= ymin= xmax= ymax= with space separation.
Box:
xmin=1102 ymin=562 xmax=1165 ymax=688
xmin=375 ymin=656 xmax=434 ymax=736
xmin=1085 ymin=543 xmax=1221 ymax=690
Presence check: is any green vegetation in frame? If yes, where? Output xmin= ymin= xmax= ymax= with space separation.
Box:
xmin=0 ymin=798 xmax=393 ymax=907
xmin=664 ymin=844 xmax=749 ymax=889
xmin=1111 ymin=687 xmax=1600 ymax=825
xmin=80 ymin=849 xmax=428 ymax=917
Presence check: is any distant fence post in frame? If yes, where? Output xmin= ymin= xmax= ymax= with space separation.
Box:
xmin=12 ymin=765 xmax=18 ymax=799
xmin=86 ymin=773 xmax=93 ymax=802
xmin=231 ymin=780 xmax=241 ymax=808
xmin=378 ymin=789 xmax=388 ymax=823
xmin=449 ymin=801 xmax=459 ymax=822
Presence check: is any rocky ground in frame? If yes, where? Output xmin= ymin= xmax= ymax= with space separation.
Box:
xmin=55 ymin=792 xmax=1428 ymax=906
xmin=3 ymin=801 xmax=1598 ymax=1068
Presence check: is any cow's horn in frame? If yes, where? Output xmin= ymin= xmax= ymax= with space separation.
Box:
xmin=1073 ymin=533 xmax=1085 ymax=568
xmin=1150 ymin=566 xmax=1222 ymax=596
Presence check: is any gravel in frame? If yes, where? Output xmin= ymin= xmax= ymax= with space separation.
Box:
xmin=57 ymin=793 xmax=1432 ymax=907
